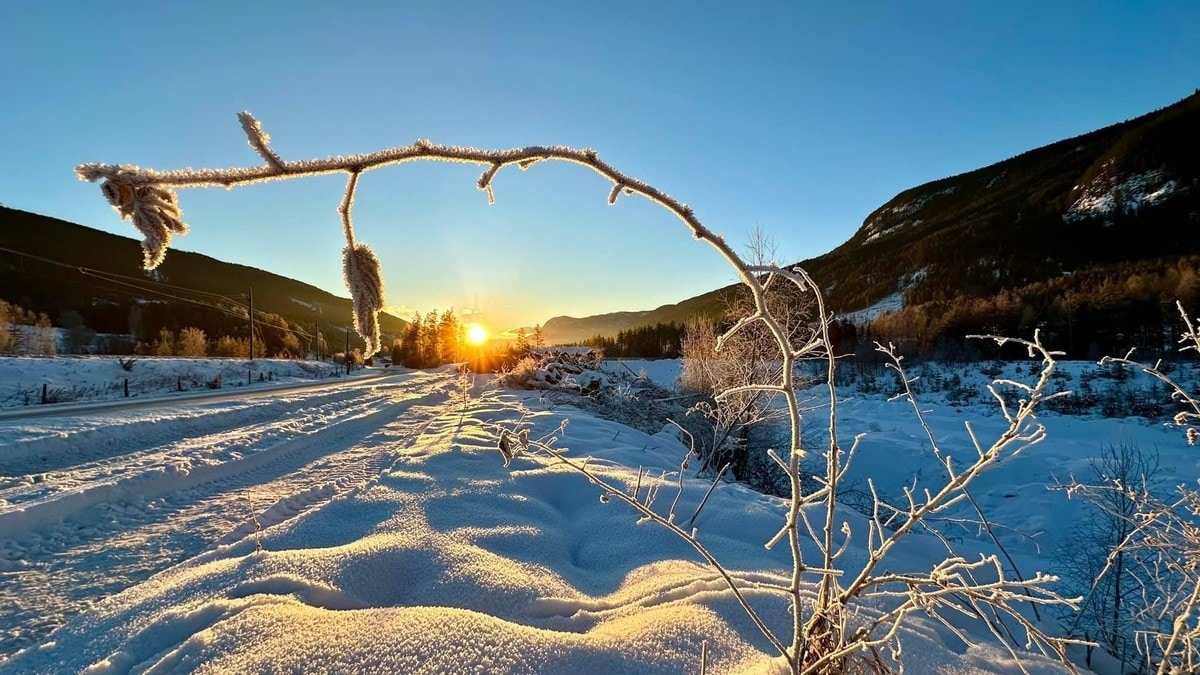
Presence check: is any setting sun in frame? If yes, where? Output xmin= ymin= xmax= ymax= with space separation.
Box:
xmin=465 ymin=323 xmax=489 ymax=345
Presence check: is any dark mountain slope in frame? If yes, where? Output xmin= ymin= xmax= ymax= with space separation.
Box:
xmin=806 ymin=90 xmax=1200 ymax=313
xmin=543 ymin=91 xmax=1200 ymax=353
xmin=0 ymin=206 xmax=406 ymax=349
xmin=542 ymin=289 xmax=739 ymax=345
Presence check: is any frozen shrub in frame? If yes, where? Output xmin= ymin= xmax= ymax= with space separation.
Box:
xmin=177 ymin=327 xmax=208 ymax=357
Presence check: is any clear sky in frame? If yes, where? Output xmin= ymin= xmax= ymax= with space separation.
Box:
xmin=2 ymin=2 xmax=1197 ymax=332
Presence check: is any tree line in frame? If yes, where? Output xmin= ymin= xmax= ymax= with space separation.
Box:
xmin=858 ymin=255 xmax=1200 ymax=360
xmin=0 ymin=296 xmax=351 ymax=359
xmin=562 ymin=253 xmax=1200 ymax=362
xmin=578 ymin=321 xmax=685 ymax=358
xmin=391 ymin=309 xmax=467 ymax=368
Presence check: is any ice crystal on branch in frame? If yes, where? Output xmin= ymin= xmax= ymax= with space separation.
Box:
xmin=237 ymin=110 xmax=285 ymax=170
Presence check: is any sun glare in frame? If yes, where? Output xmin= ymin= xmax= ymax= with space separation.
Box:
xmin=466 ymin=323 xmax=489 ymax=345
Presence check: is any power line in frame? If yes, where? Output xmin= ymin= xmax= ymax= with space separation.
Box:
xmin=0 ymin=245 xmax=333 ymax=343
xmin=0 ymin=245 xmax=247 ymax=303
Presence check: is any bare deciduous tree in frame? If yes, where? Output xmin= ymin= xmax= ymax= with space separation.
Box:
xmin=1057 ymin=442 xmax=1161 ymax=668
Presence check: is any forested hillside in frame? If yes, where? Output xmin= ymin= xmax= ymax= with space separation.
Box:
xmin=0 ymin=207 xmax=406 ymax=354
xmin=543 ymin=91 xmax=1200 ymax=357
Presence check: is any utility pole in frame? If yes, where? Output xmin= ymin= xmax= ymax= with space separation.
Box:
xmin=248 ymin=287 xmax=255 ymax=363
xmin=315 ymin=321 xmax=320 ymax=361
xmin=344 ymin=327 xmax=351 ymax=375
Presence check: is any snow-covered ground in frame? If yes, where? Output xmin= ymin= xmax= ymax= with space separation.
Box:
xmin=0 ymin=357 xmax=1196 ymax=673
xmin=0 ymin=356 xmax=360 ymax=410
xmin=604 ymin=358 xmax=683 ymax=389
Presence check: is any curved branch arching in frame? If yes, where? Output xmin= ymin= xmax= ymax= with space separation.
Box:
xmin=74 ymin=112 xmax=1080 ymax=674
xmin=76 ymin=112 xmax=826 ymax=669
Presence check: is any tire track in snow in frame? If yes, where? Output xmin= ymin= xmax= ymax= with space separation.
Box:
xmin=0 ymin=370 xmax=459 ymax=662
xmin=0 ymin=370 xmax=417 ymax=479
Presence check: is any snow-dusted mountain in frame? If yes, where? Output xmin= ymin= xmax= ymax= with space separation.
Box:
xmin=543 ymin=90 xmax=1200 ymax=353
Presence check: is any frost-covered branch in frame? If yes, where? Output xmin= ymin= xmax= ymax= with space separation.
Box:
xmin=1101 ymin=301 xmax=1200 ymax=446
xmin=78 ymin=112 xmax=764 ymax=356
xmin=1066 ymin=309 xmax=1200 ymax=672
xmin=86 ymin=113 xmax=1087 ymax=673
xmin=880 ymin=341 xmax=1048 ymax=622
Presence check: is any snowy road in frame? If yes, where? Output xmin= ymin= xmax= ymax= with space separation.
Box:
xmin=0 ymin=367 xmax=399 ymax=422
xmin=0 ymin=367 xmax=462 ymax=660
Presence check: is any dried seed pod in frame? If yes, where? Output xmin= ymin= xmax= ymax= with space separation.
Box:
xmin=498 ymin=431 xmax=518 ymax=466
xmin=342 ymin=243 xmax=385 ymax=356
xmin=99 ymin=179 xmax=188 ymax=269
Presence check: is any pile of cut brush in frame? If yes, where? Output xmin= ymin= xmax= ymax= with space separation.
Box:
xmin=497 ymin=349 xmax=607 ymax=391
xmin=498 ymin=350 xmax=685 ymax=436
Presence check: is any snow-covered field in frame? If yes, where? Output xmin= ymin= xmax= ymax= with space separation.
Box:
xmin=0 ymin=357 xmax=1196 ymax=673
xmin=0 ymin=356 xmax=360 ymax=410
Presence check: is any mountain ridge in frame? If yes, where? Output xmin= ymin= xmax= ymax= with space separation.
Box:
xmin=0 ymin=206 xmax=406 ymax=352
xmin=541 ymin=90 xmax=1200 ymax=351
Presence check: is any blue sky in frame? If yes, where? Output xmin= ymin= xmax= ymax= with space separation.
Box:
xmin=2 ymin=2 xmax=1197 ymax=331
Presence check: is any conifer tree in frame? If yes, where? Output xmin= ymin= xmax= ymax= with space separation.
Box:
xmin=514 ymin=327 xmax=530 ymax=354
xmin=438 ymin=310 xmax=459 ymax=363
xmin=420 ymin=310 xmax=440 ymax=366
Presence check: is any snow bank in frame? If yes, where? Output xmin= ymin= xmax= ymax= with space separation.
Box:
xmin=603 ymin=359 xmax=683 ymax=390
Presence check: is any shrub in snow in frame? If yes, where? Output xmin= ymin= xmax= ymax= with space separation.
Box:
xmin=678 ymin=236 xmax=817 ymax=486
xmin=1055 ymin=442 xmax=1162 ymax=669
xmin=177 ymin=327 xmax=208 ymax=358
xmin=497 ymin=350 xmax=603 ymax=390
xmin=0 ymin=301 xmax=14 ymax=354
xmin=1057 ymin=302 xmax=1200 ymax=673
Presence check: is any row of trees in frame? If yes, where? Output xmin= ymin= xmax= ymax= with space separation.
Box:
xmin=564 ymin=254 xmax=1200 ymax=363
xmin=391 ymin=309 xmax=467 ymax=368
xmin=579 ymin=321 xmax=684 ymax=358
xmin=1 ymin=295 xmax=351 ymax=359
xmin=390 ymin=311 xmax=559 ymax=372
xmin=147 ymin=327 xmax=262 ymax=358
xmin=0 ymin=299 xmax=58 ymax=355
xmin=129 ymin=303 xmax=328 ymax=359
xmin=858 ymin=256 xmax=1200 ymax=359
xmin=510 ymin=325 xmax=545 ymax=353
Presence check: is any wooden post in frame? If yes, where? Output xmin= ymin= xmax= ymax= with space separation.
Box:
xmin=248 ymin=287 xmax=255 ymax=363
